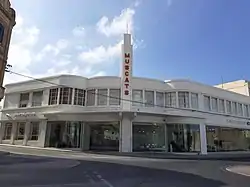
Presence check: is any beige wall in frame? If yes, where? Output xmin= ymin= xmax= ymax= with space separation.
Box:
xmin=215 ymin=80 xmax=249 ymax=96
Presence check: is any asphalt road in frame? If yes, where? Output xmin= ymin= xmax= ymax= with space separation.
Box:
xmin=0 ymin=153 xmax=250 ymax=187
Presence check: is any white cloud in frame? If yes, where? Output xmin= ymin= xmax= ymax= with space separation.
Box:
xmin=78 ymin=41 xmax=122 ymax=64
xmin=96 ymin=8 xmax=135 ymax=37
xmin=72 ymin=26 xmax=85 ymax=37
xmin=167 ymin=0 xmax=172 ymax=7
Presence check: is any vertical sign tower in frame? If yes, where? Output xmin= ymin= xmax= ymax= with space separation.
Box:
xmin=121 ymin=33 xmax=133 ymax=111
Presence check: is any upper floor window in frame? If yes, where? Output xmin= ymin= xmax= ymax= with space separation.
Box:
xmin=109 ymin=89 xmax=120 ymax=105
xmin=165 ymin=92 xmax=176 ymax=107
xmin=3 ymin=123 xmax=12 ymax=140
xmin=59 ymin=87 xmax=73 ymax=104
xmin=204 ymin=96 xmax=211 ymax=111
xmin=97 ymin=89 xmax=108 ymax=106
xmin=0 ymin=24 xmax=4 ymax=43
xmin=32 ymin=91 xmax=43 ymax=107
xmin=211 ymin=97 xmax=218 ymax=112
xmin=132 ymin=90 xmax=143 ymax=106
xmin=178 ymin=92 xmax=189 ymax=108
xmin=226 ymin=100 xmax=231 ymax=114
xmin=244 ymin=104 xmax=249 ymax=117
xmin=156 ymin=92 xmax=164 ymax=107
xmin=218 ymin=99 xmax=225 ymax=113
xmin=48 ymin=88 xmax=58 ymax=105
xmin=145 ymin=91 xmax=154 ymax=107
xmin=87 ymin=89 xmax=95 ymax=106
xmin=191 ymin=93 xmax=198 ymax=109
xmin=238 ymin=103 xmax=243 ymax=116
xmin=74 ymin=88 xmax=85 ymax=106
xmin=232 ymin=102 xmax=237 ymax=115
xmin=19 ymin=93 xmax=29 ymax=108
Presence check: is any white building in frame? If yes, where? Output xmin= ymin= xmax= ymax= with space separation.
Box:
xmin=1 ymin=34 xmax=250 ymax=155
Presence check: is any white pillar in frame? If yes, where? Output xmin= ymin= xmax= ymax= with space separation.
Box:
xmin=23 ymin=122 xmax=31 ymax=146
xmin=199 ymin=123 xmax=207 ymax=155
xmin=0 ymin=122 xmax=5 ymax=143
xmin=38 ymin=120 xmax=47 ymax=147
xmin=10 ymin=122 xmax=17 ymax=144
xmin=120 ymin=116 xmax=132 ymax=152
xmin=81 ymin=123 xmax=90 ymax=151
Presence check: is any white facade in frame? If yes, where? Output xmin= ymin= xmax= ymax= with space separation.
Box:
xmin=1 ymin=34 xmax=250 ymax=154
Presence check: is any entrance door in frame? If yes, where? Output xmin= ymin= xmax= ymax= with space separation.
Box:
xmin=89 ymin=124 xmax=119 ymax=151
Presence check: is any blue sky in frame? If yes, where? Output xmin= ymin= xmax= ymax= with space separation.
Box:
xmin=6 ymin=0 xmax=250 ymax=85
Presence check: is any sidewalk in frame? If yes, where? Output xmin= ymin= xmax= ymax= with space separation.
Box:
xmin=1 ymin=144 xmax=250 ymax=161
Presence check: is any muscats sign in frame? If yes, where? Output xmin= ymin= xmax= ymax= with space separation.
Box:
xmin=124 ymin=52 xmax=130 ymax=95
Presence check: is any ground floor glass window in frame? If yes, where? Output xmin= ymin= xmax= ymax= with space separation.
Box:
xmin=133 ymin=123 xmax=166 ymax=152
xmin=29 ymin=122 xmax=40 ymax=140
xmin=16 ymin=122 xmax=25 ymax=140
xmin=206 ymin=126 xmax=250 ymax=152
xmin=3 ymin=123 xmax=12 ymax=140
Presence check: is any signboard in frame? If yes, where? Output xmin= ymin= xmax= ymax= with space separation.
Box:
xmin=226 ymin=119 xmax=250 ymax=126
xmin=121 ymin=34 xmax=132 ymax=111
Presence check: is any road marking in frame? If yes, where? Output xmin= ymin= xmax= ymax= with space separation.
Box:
xmin=92 ymin=171 xmax=114 ymax=187
xmin=225 ymin=167 xmax=250 ymax=177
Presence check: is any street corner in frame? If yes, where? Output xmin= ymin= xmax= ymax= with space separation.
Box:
xmin=226 ymin=165 xmax=250 ymax=177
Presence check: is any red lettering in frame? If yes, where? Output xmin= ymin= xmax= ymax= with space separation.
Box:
xmin=125 ymin=77 xmax=129 ymax=82
xmin=125 ymin=65 xmax=129 ymax=70
xmin=125 ymin=84 xmax=129 ymax=89
xmin=125 ymin=71 xmax=129 ymax=76
xmin=125 ymin=59 xmax=129 ymax=64
xmin=124 ymin=90 xmax=129 ymax=95
xmin=125 ymin=53 xmax=130 ymax=58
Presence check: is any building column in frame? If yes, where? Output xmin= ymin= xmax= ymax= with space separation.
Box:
xmin=199 ymin=123 xmax=207 ymax=155
xmin=23 ymin=122 xmax=31 ymax=146
xmin=165 ymin=124 xmax=169 ymax=152
xmin=81 ymin=123 xmax=90 ymax=151
xmin=119 ymin=115 xmax=132 ymax=152
xmin=38 ymin=120 xmax=47 ymax=147
xmin=0 ymin=122 xmax=5 ymax=143
xmin=10 ymin=122 xmax=17 ymax=144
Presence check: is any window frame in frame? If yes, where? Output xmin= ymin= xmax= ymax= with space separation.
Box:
xmin=16 ymin=122 xmax=25 ymax=140
xmin=32 ymin=91 xmax=43 ymax=107
xmin=19 ymin=92 xmax=29 ymax=108
xmin=48 ymin=88 xmax=59 ymax=105
xmin=29 ymin=122 xmax=40 ymax=141
xmin=3 ymin=123 xmax=12 ymax=140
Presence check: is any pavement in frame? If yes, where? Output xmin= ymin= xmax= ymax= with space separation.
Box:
xmin=1 ymin=144 xmax=250 ymax=186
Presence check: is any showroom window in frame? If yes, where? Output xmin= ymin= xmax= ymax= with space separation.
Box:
xmin=238 ymin=103 xmax=243 ymax=116
xmin=74 ymin=88 xmax=85 ymax=106
xmin=109 ymin=89 xmax=121 ymax=105
xmin=59 ymin=87 xmax=73 ymax=104
xmin=132 ymin=90 xmax=143 ymax=106
xmin=232 ymin=102 xmax=237 ymax=115
xmin=29 ymin=122 xmax=39 ymax=141
xmin=226 ymin=100 xmax=231 ymax=114
xmin=32 ymin=91 xmax=43 ymax=107
xmin=191 ymin=93 xmax=198 ymax=109
xmin=178 ymin=92 xmax=189 ymax=108
xmin=204 ymin=96 xmax=211 ymax=111
xmin=87 ymin=89 xmax=95 ymax=106
xmin=218 ymin=99 xmax=225 ymax=113
xmin=211 ymin=97 xmax=218 ymax=112
xmin=145 ymin=91 xmax=154 ymax=107
xmin=19 ymin=93 xmax=29 ymax=108
xmin=97 ymin=89 xmax=108 ymax=106
xmin=48 ymin=88 xmax=58 ymax=105
xmin=244 ymin=104 xmax=249 ymax=117
xmin=156 ymin=92 xmax=164 ymax=107
xmin=165 ymin=92 xmax=176 ymax=107
xmin=3 ymin=123 xmax=12 ymax=140
xmin=16 ymin=122 xmax=25 ymax=140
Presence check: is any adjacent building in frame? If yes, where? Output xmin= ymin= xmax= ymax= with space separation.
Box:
xmin=1 ymin=34 xmax=250 ymax=154
xmin=0 ymin=0 xmax=16 ymax=101
xmin=215 ymin=80 xmax=250 ymax=96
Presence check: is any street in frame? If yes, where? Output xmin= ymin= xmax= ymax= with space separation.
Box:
xmin=0 ymin=151 xmax=250 ymax=187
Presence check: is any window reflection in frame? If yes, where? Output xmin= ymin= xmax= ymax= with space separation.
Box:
xmin=133 ymin=123 xmax=165 ymax=152
xmin=206 ymin=126 xmax=250 ymax=152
